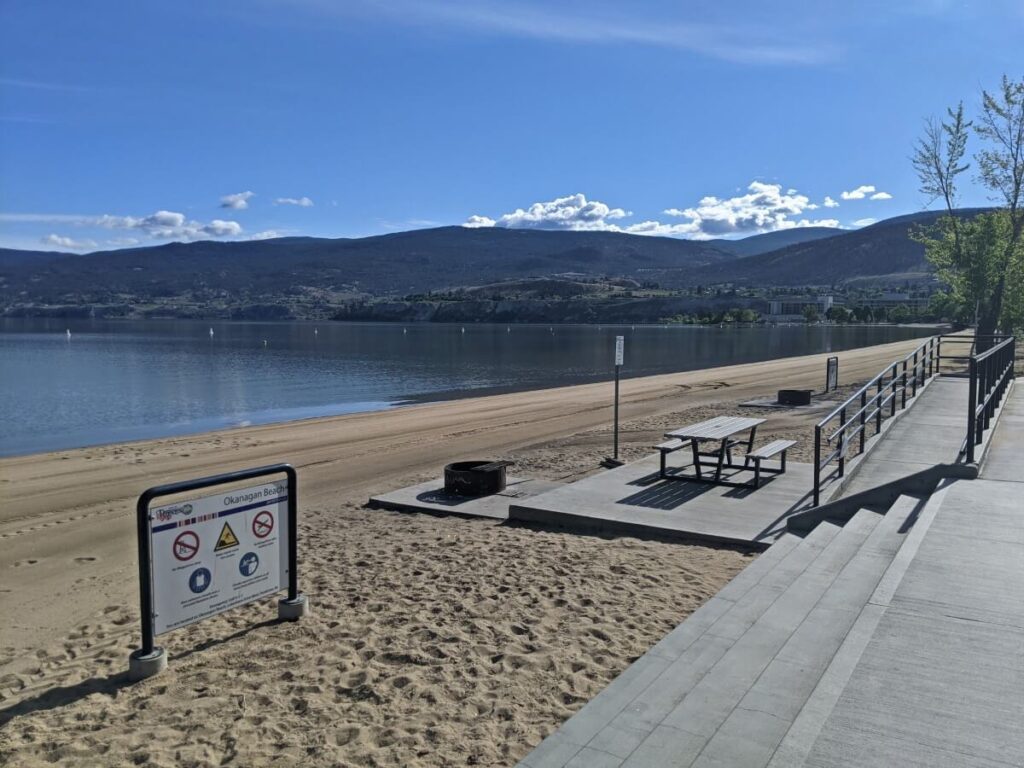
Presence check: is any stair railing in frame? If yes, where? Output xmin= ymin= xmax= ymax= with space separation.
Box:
xmin=964 ymin=335 xmax=1016 ymax=463
xmin=812 ymin=336 xmax=940 ymax=506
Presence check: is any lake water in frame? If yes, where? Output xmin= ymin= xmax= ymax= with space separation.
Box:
xmin=0 ymin=319 xmax=934 ymax=457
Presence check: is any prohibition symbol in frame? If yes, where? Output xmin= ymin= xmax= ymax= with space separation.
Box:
xmin=173 ymin=531 xmax=200 ymax=562
xmin=252 ymin=510 xmax=274 ymax=539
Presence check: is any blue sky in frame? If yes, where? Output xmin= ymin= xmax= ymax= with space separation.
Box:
xmin=0 ymin=1 xmax=1020 ymax=251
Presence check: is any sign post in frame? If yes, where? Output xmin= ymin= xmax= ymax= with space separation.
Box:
xmin=603 ymin=336 xmax=625 ymax=468
xmin=129 ymin=463 xmax=308 ymax=681
xmin=826 ymin=356 xmax=839 ymax=392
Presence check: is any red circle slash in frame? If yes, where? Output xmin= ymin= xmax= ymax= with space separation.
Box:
xmin=173 ymin=530 xmax=200 ymax=561
xmin=252 ymin=510 xmax=275 ymax=539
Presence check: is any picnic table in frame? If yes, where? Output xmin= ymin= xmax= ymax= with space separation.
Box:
xmin=658 ymin=416 xmax=765 ymax=485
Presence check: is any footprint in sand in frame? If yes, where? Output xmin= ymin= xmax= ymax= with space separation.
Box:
xmin=74 ymin=556 xmax=97 ymax=564
xmin=13 ymin=559 xmax=39 ymax=567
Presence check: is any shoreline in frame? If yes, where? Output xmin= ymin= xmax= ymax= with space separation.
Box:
xmin=0 ymin=325 xmax=940 ymax=460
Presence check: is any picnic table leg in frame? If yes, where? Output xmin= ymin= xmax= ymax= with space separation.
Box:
xmin=741 ymin=425 xmax=758 ymax=471
xmin=715 ymin=439 xmax=728 ymax=481
xmin=689 ymin=438 xmax=702 ymax=479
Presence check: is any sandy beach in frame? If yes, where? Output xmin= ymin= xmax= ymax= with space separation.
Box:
xmin=0 ymin=337 xmax=927 ymax=766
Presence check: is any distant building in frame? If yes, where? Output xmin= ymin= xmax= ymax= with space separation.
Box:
xmin=766 ymin=295 xmax=834 ymax=320
xmin=858 ymin=292 xmax=930 ymax=310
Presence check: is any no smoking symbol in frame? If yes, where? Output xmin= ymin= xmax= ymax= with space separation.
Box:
xmin=252 ymin=510 xmax=274 ymax=539
xmin=173 ymin=531 xmax=200 ymax=562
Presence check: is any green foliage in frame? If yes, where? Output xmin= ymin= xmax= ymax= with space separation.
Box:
xmin=802 ymin=304 xmax=820 ymax=323
xmin=915 ymin=210 xmax=1024 ymax=331
xmin=913 ymin=75 xmax=1024 ymax=336
xmin=826 ymin=306 xmax=852 ymax=323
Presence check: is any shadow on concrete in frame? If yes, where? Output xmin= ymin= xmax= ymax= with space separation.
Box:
xmin=618 ymin=479 xmax=714 ymax=510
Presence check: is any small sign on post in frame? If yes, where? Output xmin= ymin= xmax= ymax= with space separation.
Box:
xmin=826 ymin=356 xmax=839 ymax=392
xmin=129 ymin=463 xmax=308 ymax=681
xmin=603 ymin=336 xmax=626 ymax=468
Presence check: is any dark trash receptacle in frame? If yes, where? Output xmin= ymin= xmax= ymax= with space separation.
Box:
xmin=778 ymin=389 xmax=813 ymax=406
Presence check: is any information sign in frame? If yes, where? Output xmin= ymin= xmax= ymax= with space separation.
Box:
xmin=149 ymin=480 xmax=289 ymax=635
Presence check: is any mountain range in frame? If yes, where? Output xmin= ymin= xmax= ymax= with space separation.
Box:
xmin=0 ymin=209 xmax=983 ymax=319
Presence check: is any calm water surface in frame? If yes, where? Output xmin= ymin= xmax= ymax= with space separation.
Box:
xmin=0 ymin=319 xmax=933 ymax=456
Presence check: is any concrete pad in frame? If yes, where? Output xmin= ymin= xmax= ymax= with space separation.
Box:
xmin=510 ymin=455 xmax=829 ymax=547
xmin=369 ymin=476 xmax=562 ymax=520
xmin=739 ymin=397 xmax=840 ymax=410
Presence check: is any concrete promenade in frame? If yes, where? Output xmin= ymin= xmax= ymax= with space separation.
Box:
xmin=517 ymin=380 xmax=1022 ymax=768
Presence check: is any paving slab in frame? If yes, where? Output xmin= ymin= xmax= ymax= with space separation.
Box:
xmin=509 ymin=455 xmax=830 ymax=547
xmin=368 ymin=476 xmax=561 ymax=520
xmin=803 ymin=404 xmax=1024 ymax=768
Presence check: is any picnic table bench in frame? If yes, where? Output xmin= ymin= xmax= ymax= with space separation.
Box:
xmin=656 ymin=416 xmax=795 ymax=488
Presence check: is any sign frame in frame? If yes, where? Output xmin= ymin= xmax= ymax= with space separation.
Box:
xmin=603 ymin=335 xmax=626 ymax=468
xmin=130 ymin=463 xmax=304 ymax=680
xmin=826 ymin=356 xmax=839 ymax=392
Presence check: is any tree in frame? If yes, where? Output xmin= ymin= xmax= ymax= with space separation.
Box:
xmin=853 ymin=305 xmax=874 ymax=323
xmin=912 ymin=76 xmax=1024 ymax=341
xmin=802 ymin=304 xmax=820 ymax=323
xmin=826 ymin=305 xmax=852 ymax=323
xmin=888 ymin=304 xmax=913 ymax=324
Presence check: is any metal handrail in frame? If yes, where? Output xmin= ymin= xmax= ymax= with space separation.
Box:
xmin=812 ymin=335 xmax=940 ymax=505
xmin=964 ymin=336 xmax=1016 ymax=463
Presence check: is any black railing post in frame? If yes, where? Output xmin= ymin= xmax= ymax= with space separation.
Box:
xmin=967 ymin=356 xmax=977 ymax=463
xmin=859 ymin=388 xmax=867 ymax=454
xmin=813 ymin=424 xmax=822 ymax=506
xmin=902 ymin=359 xmax=908 ymax=408
xmin=890 ymin=365 xmax=898 ymax=417
xmin=911 ymin=352 xmax=918 ymax=398
xmin=978 ymin=354 xmax=987 ymax=434
xmin=838 ymin=408 xmax=847 ymax=477
xmin=876 ymin=378 xmax=883 ymax=433
xmin=936 ymin=336 xmax=942 ymax=375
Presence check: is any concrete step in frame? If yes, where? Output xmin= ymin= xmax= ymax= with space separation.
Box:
xmin=764 ymin=494 xmax=937 ymax=768
xmin=611 ymin=509 xmax=881 ymax=768
xmin=688 ymin=500 xmax=918 ymax=768
xmin=517 ymin=523 xmax=843 ymax=768
xmin=565 ymin=513 xmax=876 ymax=768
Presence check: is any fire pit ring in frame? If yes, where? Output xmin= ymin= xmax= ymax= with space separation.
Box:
xmin=444 ymin=460 xmax=512 ymax=497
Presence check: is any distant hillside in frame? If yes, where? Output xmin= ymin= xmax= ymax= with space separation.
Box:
xmin=0 ymin=247 xmax=70 ymax=267
xmin=0 ymin=227 xmax=730 ymax=311
xmin=707 ymin=227 xmax=841 ymax=258
xmin=691 ymin=208 xmax=990 ymax=287
xmin=0 ymin=209 xmax=991 ymax=319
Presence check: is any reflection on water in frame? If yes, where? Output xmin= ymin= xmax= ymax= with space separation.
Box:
xmin=0 ymin=319 xmax=933 ymax=456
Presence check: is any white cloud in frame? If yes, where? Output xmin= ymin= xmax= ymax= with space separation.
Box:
xmin=823 ymin=196 xmax=839 ymax=208
xmin=41 ymin=234 xmax=96 ymax=250
xmin=464 ymin=183 xmax=842 ymax=240
xmin=274 ymin=196 xmax=314 ymax=207
xmin=93 ymin=210 xmax=244 ymax=241
xmin=8 ymin=209 xmax=249 ymax=247
xmin=247 ymin=230 xmax=283 ymax=241
xmin=220 ymin=191 xmax=255 ymax=210
xmin=839 ymin=185 xmax=892 ymax=201
xmin=466 ymin=193 xmax=630 ymax=231
xmin=659 ymin=182 xmax=840 ymax=237
xmin=852 ymin=217 xmax=877 ymax=227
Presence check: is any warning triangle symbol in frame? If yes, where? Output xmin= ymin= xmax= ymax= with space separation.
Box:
xmin=214 ymin=521 xmax=240 ymax=551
